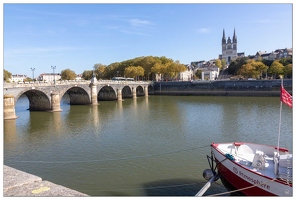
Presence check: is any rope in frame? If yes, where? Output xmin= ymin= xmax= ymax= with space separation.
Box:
xmin=206 ymin=177 xmax=278 ymax=196
xmin=6 ymin=145 xmax=211 ymax=164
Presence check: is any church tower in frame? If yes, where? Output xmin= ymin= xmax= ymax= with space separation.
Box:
xmin=221 ymin=28 xmax=238 ymax=64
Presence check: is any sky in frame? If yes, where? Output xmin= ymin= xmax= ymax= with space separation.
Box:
xmin=2 ymin=1 xmax=293 ymax=78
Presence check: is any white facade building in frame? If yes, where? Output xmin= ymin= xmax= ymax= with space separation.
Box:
xmin=200 ymin=67 xmax=220 ymax=81
xmin=38 ymin=73 xmax=61 ymax=83
xmin=9 ymin=74 xmax=27 ymax=83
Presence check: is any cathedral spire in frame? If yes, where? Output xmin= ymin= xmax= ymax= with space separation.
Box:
xmin=233 ymin=28 xmax=237 ymax=43
xmin=222 ymin=29 xmax=226 ymax=44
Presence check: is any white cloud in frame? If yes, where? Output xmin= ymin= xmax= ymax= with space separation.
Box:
xmin=129 ymin=19 xmax=152 ymax=27
xmin=196 ymin=28 xmax=210 ymax=34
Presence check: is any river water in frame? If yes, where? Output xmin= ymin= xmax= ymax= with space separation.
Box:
xmin=4 ymin=95 xmax=293 ymax=196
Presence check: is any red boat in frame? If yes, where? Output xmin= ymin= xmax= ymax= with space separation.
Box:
xmin=197 ymin=81 xmax=293 ymax=196
xmin=208 ymin=142 xmax=292 ymax=196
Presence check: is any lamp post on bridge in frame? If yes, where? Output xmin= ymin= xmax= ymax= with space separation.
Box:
xmin=51 ymin=66 xmax=56 ymax=84
xmin=31 ymin=68 xmax=35 ymax=82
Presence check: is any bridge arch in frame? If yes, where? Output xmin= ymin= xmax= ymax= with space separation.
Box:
xmin=61 ymin=86 xmax=91 ymax=105
xmin=122 ymin=85 xmax=132 ymax=98
xmin=98 ymin=85 xmax=117 ymax=101
xmin=16 ymin=89 xmax=51 ymax=111
xmin=136 ymin=85 xmax=145 ymax=96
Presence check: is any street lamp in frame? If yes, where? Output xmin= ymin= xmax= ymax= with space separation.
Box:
xmin=51 ymin=66 xmax=56 ymax=84
xmin=31 ymin=68 xmax=35 ymax=82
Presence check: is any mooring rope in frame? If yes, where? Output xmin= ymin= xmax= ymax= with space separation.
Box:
xmin=206 ymin=177 xmax=279 ymax=196
xmin=6 ymin=145 xmax=211 ymax=164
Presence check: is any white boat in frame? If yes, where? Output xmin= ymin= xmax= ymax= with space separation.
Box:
xmin=209 ymin=142 xmax=292 ymax=196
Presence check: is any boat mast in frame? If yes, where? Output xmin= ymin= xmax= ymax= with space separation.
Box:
xmin=276 ymin=77 xmax=284 ymax=156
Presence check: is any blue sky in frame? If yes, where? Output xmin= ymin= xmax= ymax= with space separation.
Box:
xmin=2 ymin=2 xmax=293 ymax=77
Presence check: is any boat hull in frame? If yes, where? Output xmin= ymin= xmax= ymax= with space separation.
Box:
xmin=211 ymin=143 xmax=292 ymax=196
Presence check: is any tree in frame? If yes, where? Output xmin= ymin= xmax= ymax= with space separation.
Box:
xmin=195 ymin=69 xmax=202 ymax=79
xmin=61 ymin=69 xmax=76 ymax=80
xmin=228 ymin=57 xmax=249 ymax=75
xmin=151 ymin=62 xmax=168 ymax=81
xmin=139 ymin=56 xmax=156 ymax=80
xmin=284 ymin=64 xmax=292 ymax=78
xmin=82 ymin=70 xmax=93 ymax=80
xmin=93 ymin=63 xmax=106 ymax=79
xmin=221 ymin=59 xmax=226 ymax=68
xmin=237 ymin=61 xmax=258 ymax=78
xmin=215 ymin=59 xmax=222 ymax=69
xmin=4 ymin=69 xmax=12 ymax=82
xmin=166 ymin=61 xmax=187 ymax=80
xmin=124 ymin=66 xmax=145 ymax=80
xmin=254 ymin=61 xmax=268 ymax=79
xmin=269 ymin=61 xmax=284 ymax=79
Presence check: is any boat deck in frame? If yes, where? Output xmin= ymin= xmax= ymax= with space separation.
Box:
xmin=215 ymin=142 xmax=292 ymax=181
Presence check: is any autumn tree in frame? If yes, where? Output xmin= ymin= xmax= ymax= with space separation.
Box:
xmin=82 ymin=70 xmax=93 ymax=80
xmin=124 ymin=66 xmax=145 ymax=80
xmin=61 ymin=69 xmax=76 ymax=80
xmin=93 ymin=63 xmax=106 ymax=79
xmin=215 ymin=59 xmax=222 ymax=69
xmin=269 ymin=61 xmax=284 ymax=79
xmin=167 ymin=61 xmax=187 ymax=80
xmin=4 ymin=69 xmax=12 ymax=82
xmin=139 ymin=56 xmax=156 ymax=80
xmin=151 ymin=62 xmax=168 ymax=80
xmin=237 ymin=60 xmax=258 ymax=78
xmin=221 ymin=59 xmax=226 ymax=68
xmin=254 ymin=61 xmax=268 ymax=79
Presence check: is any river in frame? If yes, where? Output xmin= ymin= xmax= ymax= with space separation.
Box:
xmin=4 ymin=95 xmax=293 ymax=196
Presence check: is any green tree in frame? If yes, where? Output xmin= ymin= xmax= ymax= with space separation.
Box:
xmin=4 ymin=69 xmax=12 ymax=82
xmin=228 ymin=57 xmax=249 ymax=75
xmin=268 ymin=61 xmax=284 ymax=79
xmin=195 ymin=69 xmax=202 ymax=79
xmin=283 ymin=64 xmax=292 ymax=78
xmin=82 ymin=70 xmax=93 ymax=80
xmin=61 ymin=69 xmax=76 ymax=80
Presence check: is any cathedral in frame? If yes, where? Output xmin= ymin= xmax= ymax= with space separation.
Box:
xmin=219 ymin=28 xmax=244 ymax=64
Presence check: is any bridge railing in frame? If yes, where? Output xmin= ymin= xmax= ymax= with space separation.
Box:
xmin=3 ymin=80 xmax=152 ymax=88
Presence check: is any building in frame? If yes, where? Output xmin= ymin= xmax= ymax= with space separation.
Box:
xmin=38 ymin=73 xmax=61 ymax=83
xmin=9 ymin=74 xmax=27 ymax=83
xmin=219 ymin=28 xmax=245 ymax=64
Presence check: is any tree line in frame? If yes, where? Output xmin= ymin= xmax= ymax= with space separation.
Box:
xmin=3 ymin=55 xmax=292 ymax=82
xmin=227 ymin=57 xmax=292 ymax=79
xmin=82 ymin=56 xmax=187 ymax=81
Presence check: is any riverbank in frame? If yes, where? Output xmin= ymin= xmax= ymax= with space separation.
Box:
xmin=151 ymin=79 xmax=292 ymax=96
xmin=3 ymin=165 xmax=88 ymax=197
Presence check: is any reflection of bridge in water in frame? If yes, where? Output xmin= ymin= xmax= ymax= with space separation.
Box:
xmin=3 ymin=79 xmax=153 ymax=120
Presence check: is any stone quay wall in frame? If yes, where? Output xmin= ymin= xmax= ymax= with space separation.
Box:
xmin=151 ymin=79 xmax=292 ymax=97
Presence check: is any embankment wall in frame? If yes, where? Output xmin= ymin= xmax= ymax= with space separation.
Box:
xmin=151 ymin=79 xmax=292 ymax=97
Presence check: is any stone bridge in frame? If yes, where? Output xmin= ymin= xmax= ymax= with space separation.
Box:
xmin=3 ymin=78 xmax=153 ymax=120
